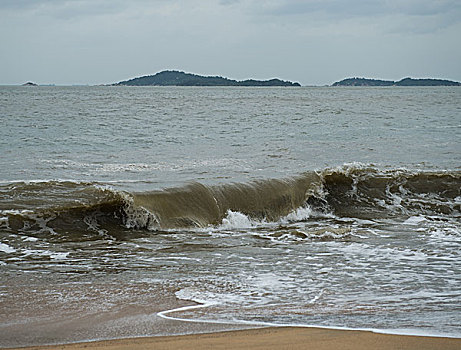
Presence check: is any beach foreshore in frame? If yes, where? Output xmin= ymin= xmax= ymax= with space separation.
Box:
xmin=6 ymin=327 xmax=461 ymax=350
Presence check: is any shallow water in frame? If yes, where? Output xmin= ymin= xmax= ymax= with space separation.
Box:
xmin=0 ymin=86 xmax=460 ymax=346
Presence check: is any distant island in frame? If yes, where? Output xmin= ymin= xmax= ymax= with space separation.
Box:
xmin=333 ymin=77 xmax=461 ymax=86
xmin=115 ymin=70 xmax=301 ymax=87
xmin=22 ymin=82 xmax=38 ymax=86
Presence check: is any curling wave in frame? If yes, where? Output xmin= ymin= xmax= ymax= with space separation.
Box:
xmin=1 ymin=165 xmax=460 ymax=237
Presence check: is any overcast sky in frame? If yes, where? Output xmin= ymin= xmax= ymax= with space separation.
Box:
xmin=1 ymin=0 xmax=460 ymax=85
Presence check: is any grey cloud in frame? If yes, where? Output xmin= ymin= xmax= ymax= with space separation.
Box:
xmin=259 ymin=0 xmax=461 ymax=18
xmin=267 ymin=0 xmax=384 ymax=17
xmin=0 ymin=0 xmax=42 ymax=9
xmin=220 ymin=0 xmax=241 ymax=4
xmin=3 ymin=0 xmax=460 ymax=19
xmin=0 ymin=0 xmax=172 ymax=18
xmin=46 ymin=1 xmax=127 ymax=20
xmin=0 ymin=0 xmax=123 ymax=18
xmin=390 ymin=0 xmax=461 ymax=16
xmin=244 ymin=0 xmax=461 ymax=35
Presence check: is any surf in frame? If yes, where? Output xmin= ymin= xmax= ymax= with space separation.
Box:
xmin=1 ymin=165 xmax=460 ymax=237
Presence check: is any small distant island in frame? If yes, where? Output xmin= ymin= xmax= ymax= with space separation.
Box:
xmin=115 ymin=70 xmax=301 ymax=87
xmin=22 ymin=82 xmax=38 ymax=86
xmin=333 ymin=77 xmax=461 ymax=86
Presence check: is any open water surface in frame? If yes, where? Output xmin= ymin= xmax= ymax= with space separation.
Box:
xmin=0 ymin=86 xmax=460 ymax=347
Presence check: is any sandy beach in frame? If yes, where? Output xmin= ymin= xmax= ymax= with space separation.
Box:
xmin=6 ymin=327 xmax=461 ymax=350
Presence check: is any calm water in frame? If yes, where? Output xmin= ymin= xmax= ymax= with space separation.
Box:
xmin=0 ymin=86 xmax=460 ymax=347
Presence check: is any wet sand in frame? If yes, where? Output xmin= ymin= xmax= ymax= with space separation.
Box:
xmin=7 ymin=327 xmax=461 ymax=350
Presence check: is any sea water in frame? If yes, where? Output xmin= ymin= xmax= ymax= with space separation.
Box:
xmin=0 ymin=86 xmax=460 ymax=347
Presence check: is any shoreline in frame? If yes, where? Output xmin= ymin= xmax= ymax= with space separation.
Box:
xmin=5 ymin=326 xmax=461 ymax=350
xmin=158 ymin=303 xmax=461 ymax=339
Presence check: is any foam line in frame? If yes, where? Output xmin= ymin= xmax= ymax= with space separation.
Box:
xmin=157 ymin=302 xmax=228 ymax=325
xmin=156 ymin=302 xmax=461 ymax=338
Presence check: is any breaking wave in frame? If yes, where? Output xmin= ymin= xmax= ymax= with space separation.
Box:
xmin=1 ymin=165 xmax=460 ymax=237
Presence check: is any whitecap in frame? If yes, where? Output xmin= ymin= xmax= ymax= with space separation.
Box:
xmin=403 ymin=216 xmax=427 ymax=225
xmin=0 ymin=243 xmax=16 ymax=254
xmin=219 ymin=210 xmax=256 ymax=230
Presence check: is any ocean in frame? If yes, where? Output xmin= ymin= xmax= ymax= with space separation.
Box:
xmin=0 ymin=85 xmax=460 ymax=347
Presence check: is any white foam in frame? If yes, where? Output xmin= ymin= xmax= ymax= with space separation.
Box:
xmin=308 ymin=291 xmax=323 ymax=304
xmin=175 ymin=287 xmax=219 ymax=306
xmin=121 ymin=193 xmax=160 ymax=230
xmin=0 ymin=209 xmax=34 ymax=215
xmin=157 ymin=297 xmax=461 ymax=338
xmin=145 ymin=256 xmax=201 ymax=262
xmin=20 ymin=249 xmax=42 ymax=256
xmin=339 ymin=242 xmax=428 ymax=262
xmin=219 ymin=210 xmax=256 ymax=230
xmin=158 ymin=287 xmax=249 ymax=325
xmin=281 ymin=206 xmax=312 ymax=223
xmin=0 ymin=178 xmax=87 ymax=185
xmin=21 ymin=249 xmax=69 ymax=259
xmin=404 ymin=216 xmax=427 ymax=225
xmin=217 ymin=205 xmax=334 ymax=233
xmin=248 ymin=272 xmax=297 ymax=292
xmin=323 ymin=162 xmax=372 ymax=174
xmin=157 ymin=303 xmax=220 ymax=323
xmin=305 ymin=227 xmax=352 ymax=240
xmin=175 ymin=287 xmax=247 ymax=306
xmin=0 ymin=243 xmax=16 ymax=253
xmin=50 ymin=252 xmax=70 ymax=260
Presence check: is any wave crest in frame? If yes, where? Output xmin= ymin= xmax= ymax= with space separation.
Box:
xmin=1 ymin=165 xmax=459 ymax=237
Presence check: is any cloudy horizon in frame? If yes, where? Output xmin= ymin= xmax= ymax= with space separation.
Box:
xmin=1 ymin=0 xmax=460 ymax=86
